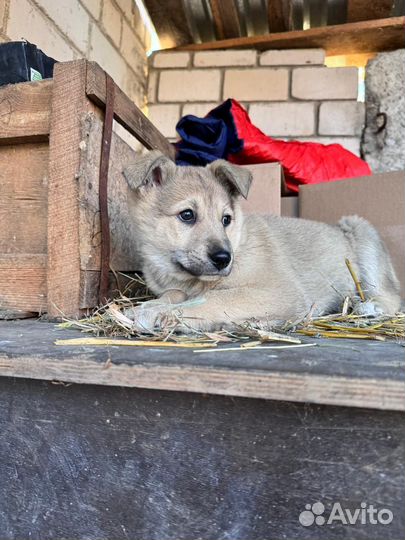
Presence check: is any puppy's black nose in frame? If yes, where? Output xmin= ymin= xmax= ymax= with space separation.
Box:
xmin=209 ymin=249 xmax=231 ymax=270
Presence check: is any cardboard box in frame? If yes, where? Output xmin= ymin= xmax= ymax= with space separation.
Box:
xmin=281 ymin=196 xmax=299 ymax=218
xmin=241 ymin=163 xmax=284 ymax=215
xmin=300 ymin=171 xmax=405 ymax=296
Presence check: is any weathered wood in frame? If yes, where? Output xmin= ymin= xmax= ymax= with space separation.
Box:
xmin=0 ymin=80 xmax=52 ymax=144
xmin=347 ymin=0 xmax=394 ymax=22
xmin=0 ymin=255 xmax=46 ymax=313
xmin=268 ymin=0 xmax=289 ymax=32
xmin=86 ymin=61 xmax=175 ymax=160
xmin=78 ymin=113 xmax=140 ymax=273
xmin=143 ymin=0 xmax=193 ymax=48
xmin=0 ymin=320 xmax=404 ymax=410
xmin=0 ymin=143 xmax=48 ymax=255
xmin=176 ymin=16 xmax=405 ymax=55
xmin=47 ymin=60 xmax=90 ymax=318
xmin=0 ymin=376 xmax=403 ymax=539
xmin=209 ymin=0 xmax=242 ymax=39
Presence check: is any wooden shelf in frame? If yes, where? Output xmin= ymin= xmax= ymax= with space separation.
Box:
xmin=1 ymin=320 xmax=404 ymax=411
xmin=175 ymin=16 xmax=405 ymax=56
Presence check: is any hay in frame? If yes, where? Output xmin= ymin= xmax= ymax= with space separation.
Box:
xmin=58 ymin=271 xmax=405 ymax=348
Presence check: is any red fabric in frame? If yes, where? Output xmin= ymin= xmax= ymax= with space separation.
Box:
xmin=227 ymin=99 xmax=371 ymax=193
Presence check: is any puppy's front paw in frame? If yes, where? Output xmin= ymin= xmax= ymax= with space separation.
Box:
xmin=124 ymin=300 xmax=178 ymax=333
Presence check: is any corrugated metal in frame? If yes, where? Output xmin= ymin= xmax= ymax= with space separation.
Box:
xmin=181 ymin=0 xmax=354 ymax=40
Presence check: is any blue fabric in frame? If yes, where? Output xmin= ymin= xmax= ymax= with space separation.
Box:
xmin=175 ymin=99 xmax=243 ymax=166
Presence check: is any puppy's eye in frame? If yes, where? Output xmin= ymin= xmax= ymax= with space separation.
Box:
xmin=222 ymin=214 xmax=232 ymax=227
xmin=178 ymin=209 xmax=196 ymax=223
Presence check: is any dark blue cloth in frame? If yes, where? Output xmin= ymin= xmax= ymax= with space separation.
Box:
xmin=175 ymin=99 xmax=243 ymax=166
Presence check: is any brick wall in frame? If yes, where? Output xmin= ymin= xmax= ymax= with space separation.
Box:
xmin=0 ymin=0 xmax=151 ymax=107
xmin=148 ymin=49 xmax=364 ymax=156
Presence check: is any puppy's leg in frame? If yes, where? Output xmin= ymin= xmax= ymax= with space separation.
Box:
xmin=126 ymin=287 xmax=310 ymax=333
xmin=339 ymin=216 xmax=401 ymax=315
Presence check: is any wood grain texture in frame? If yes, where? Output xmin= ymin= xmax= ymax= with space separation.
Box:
xmin=0 ymin=377 xmax=403 ymax=539
xmin=86 ymin=62 xmax=175 ymax=160
xmin=268 ymin=0 xmax=289 ymax=32
xmin=347 ymin=0 xmax=394 ymax=22
xmin=0 ymin=255 xmax=46 ymax=312
xmin=0 ymin=143 xmax=48 ymax=255
xmin=176 ymin=16 xmax=405 ymax=55
xmin=0 ymin=80 xmax=52 ymax=144
xmin=78 ymin=113 xmax=140 ymax=273
xmin=0 ymin=320 xmax=404 ymax=410
xmin=47 ymin=61 xmax=89 ymax=318
xmin=209 ymin=0 xmax=241 ymax=39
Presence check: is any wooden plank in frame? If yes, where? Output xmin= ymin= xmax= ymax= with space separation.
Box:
xmin=47 ymin=60 xmax=90 ymax=318
xmin=0 ymin=377 xmax=403 ymax=539
xmin=268 ymin=0 xmax=289 ymax=32
xmin=0 ymin=320 xmax=404 ymax=410
xmin=209 ymin=0 xmax=241 ymax=39
xmin=347 ymin=0 xmax=394 ymax=22
xmin=0 ymin=80 xmax=52 ymax=144
xmin=86 ymin=62 xmax=175 ymax=160
xmin=0 ymin=143 xmax=48 ymax=255
xmin=77 ymin=113 xmax=140 ymax=273
xmin=175 ymin=16 xmax=405 ymax=55
xmin=0 ymin=255 xmax=46 ymax=313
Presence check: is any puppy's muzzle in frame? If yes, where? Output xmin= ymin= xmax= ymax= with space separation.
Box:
xmin=209 ymin=249 xmax=232 ymax=270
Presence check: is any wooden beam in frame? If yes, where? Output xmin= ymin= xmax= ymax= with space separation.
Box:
xmin=175 ymin=16 xmax=405 ymax=56
xmin=47 ymin=60 xmax=90 ymax=319
xmin=86 ymin=62 xmax=175 ymax=160
xmin=0 ymin=80 xmax=52 ymax=145
xmin=143 ymin=0 xmax=193 ymax=48
xmin=268 ymin=0 xmax=289 ymax=33
xmin=209 ymin=0 xmax=241 ymax=39
xmin=347 ymin=0 xmax=394 ymax=22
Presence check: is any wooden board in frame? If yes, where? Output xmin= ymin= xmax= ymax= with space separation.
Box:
xmin=175 ymin=16 xmax=405 ymax=55
xmin=47 ymin=61 xmax=92 ymax=318
xmin=347 ymin=0 xmax=394 ymax=22
xmin=78 ymin=112 xmax=140 ymax=273
xmin=0 ymin=143 xmax=48 ymax=255
xmin=0 ymin=255 xmax=46 ymax=313
xmin=209 ymin=0 xmax=242 ymax=39
xmin=86 ymin=62 xmax=175 ymax=160
xmin=0 ymin=320 xmax=404 ymax=410
xmin=0 ymin=376 xmax=403 ymax=539
xmin=0 ymin=80 xmax=52 ymax=145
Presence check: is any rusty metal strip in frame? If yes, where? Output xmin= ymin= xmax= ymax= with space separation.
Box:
xmin=98 ymin=74 xmax=115 ymax=305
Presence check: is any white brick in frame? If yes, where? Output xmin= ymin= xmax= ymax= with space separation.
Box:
xmin=34 ymin=0 xmax=90 ymax=53
xmin=292 ymin=67 xmax=358 ymax=100
xmin=124 ymin=72 xmax=145 ymax=107
xmin=102 ymin=0 xmax=122 ymax=47
xmin=147 ymin=70 xmax=158 ymax=103
xmin=223 ymin=69 xmax=289 ymax=101
xmin=115 ymin=0 xmax=133 ymax=19
xmin=249 ymin=102 xmax=315 ymax=136
xmin=113 ymin=119 xmax=143 ymax=152
xmin=194 ymin=50 xmax=257 ymax=67
xmin=297 ymin=137 xmax=360 ymax=156
xmin=148 ymin=104 xmax=180 ymax=138
xmin=260 ymin=49 xmax=325 ymax=66
xmin=159 ymin=69 xmax=221 ymax=102
xmin=89 ymin=23 xmax=127 ymax=90
xmin=153 ymin=51 xmax=190 ymax=68
xmin=0 ymin=0 xmax=6 ymax=30
xmin=319 ymin=101 xmax=365 ymax=136
xmin=80 ymin=0 xmax=101 ymax=19
xmin=182 ymin=102 xmax=218 ymax=117
xmin=7 ymin=0 xmax=75 ymax=60
xmin=121 ymin=18 xmax=146 ymax=76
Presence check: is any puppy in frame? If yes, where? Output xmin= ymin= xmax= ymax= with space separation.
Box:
xmin=122 ymin=151 xmax=401 ymax=332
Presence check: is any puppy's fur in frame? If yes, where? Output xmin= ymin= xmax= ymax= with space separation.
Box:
xmin=123 ymin=151 xmax=401 ymax=332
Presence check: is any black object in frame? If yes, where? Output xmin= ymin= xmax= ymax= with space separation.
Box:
xmin=0 ymin=40 xmax=57 ymax=86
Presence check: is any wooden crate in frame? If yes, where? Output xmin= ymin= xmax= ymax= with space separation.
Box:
xmin=0 ymin=60 xmax=174 ymax=319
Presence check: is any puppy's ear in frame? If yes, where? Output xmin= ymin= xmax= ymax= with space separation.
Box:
xmin=123 ymin=151 xmax=176 ymax=191
xmin=208 ymin=160 xmax=252 ymax=199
